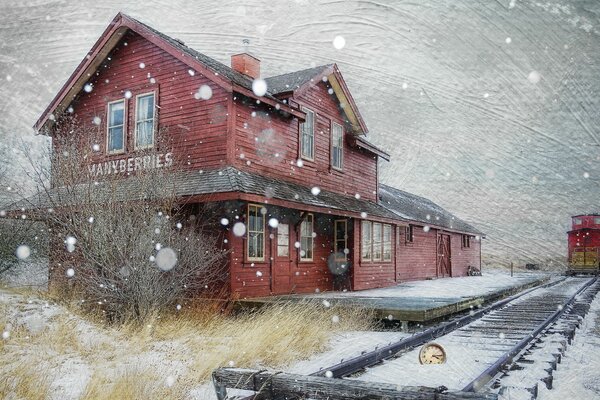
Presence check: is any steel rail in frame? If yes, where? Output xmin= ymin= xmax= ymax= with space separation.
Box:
xmin=310 ymin=277 xmax=564 ymax=378
xmin=461 ymin=277 xmax=597 ymax=393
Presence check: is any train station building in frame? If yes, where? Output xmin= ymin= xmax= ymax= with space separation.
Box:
xmin=32 ymin=13 xmax=483 ymax=298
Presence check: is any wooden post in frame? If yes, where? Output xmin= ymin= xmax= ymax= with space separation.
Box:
xmin=511 ymin=262 xmax=513 ymax=277
xmin=212 ymin=368 xmax=498 ymax=400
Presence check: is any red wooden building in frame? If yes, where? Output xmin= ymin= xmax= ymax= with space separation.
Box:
xmin=567 ymin=214 xmax=600 ymax=274
xmin=33 ymin=13 xmax=483 ymax=298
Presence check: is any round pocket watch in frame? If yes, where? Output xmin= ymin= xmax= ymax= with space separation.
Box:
xmin=418 ymin=342 xmax=447 ymax=364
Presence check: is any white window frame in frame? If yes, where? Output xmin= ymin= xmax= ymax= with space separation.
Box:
xmin=361 ymin=221 xmax=372 ymax=261
xmin=334 ymin=219 xmax=348 ymax=261
xmin=300 ymin=213 xmax=314 ymax=261
xmin=247 ymin=204 xmax=265 ymax=262
xmin=300 ymin=107 xmax=315 ymax=161
xmin=134 ymin=92 xmax=156 ymax=150
xmin=106 ymin=99 xmax=126 ymax=154
xmin=331 ymin=122 xmax=343 ymax=170
xmin=383 ymin=224 xmax=392 ymax=262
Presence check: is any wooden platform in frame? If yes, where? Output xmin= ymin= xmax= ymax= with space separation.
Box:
xmin=235 ymin=274 xmax=550 ymax=322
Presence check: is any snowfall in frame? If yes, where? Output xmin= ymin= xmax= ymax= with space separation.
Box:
xmin=1 ymin=266 xmax=599 ymax=399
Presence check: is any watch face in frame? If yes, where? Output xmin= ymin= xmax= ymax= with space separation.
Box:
xmin=418 ymin=343 xmax=447 ymax=364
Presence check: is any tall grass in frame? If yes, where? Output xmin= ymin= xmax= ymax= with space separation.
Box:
xmin=1 ymin=289 xmax=373 ymax=399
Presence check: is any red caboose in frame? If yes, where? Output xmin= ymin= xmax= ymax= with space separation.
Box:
xmin=567 ymin=214 xmax=600 ymax=275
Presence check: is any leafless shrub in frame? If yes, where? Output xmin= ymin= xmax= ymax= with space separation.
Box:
xmin=20 ymin=116 xmax=229 ymax=322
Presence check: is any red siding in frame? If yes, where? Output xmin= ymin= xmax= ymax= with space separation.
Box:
xmin=231 ymin=81 xmax=378 ymax=202
xmin=396 ymin=226 xmax=438 ymax=281
xmin=63 ymin=30 xmax=229 ymax=175
xmin=450 ymin=233 xmax=480 ymax=276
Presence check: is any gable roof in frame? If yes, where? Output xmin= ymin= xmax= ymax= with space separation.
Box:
xmin=378 ymin=184 xmax=483 ymax=236
xmin=265 ymin=63 xmax=369 ymax=136
xmin=34 ymin=12 xmax=304 ymax=134
xmin=265 ymin=65 xmax=333 ymax=95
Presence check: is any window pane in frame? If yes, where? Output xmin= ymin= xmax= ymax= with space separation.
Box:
xmin=332 ymin=123 xmax=343 ymax=169
xmin=300 ymin=215 xmax=313 ymax=260
xmin=301 ymin=108 xmax=314 ymax=159
xmin=137 ymin=94 xmax=154 ymax=120
xmin=361 ymin=221 xmax=371 ymax=260
xmin=109 ymin=101 xmax=124 ymax=126
xmin=108 ymin=126 xmax=123 ymax=152
xmin=247 ymin=206 xmax=264 ymax=260
xmin=373 ymin=223 xmax=382 ymax=260
xmin=383 ymin=225 xmax=392 ymax=261
xmin=277 ymin=224 xmax=289 ymax=257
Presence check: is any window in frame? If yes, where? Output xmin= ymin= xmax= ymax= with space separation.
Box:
xmin=372 ymin=223 xmax=383 ymax=261
xmin=462 ymin=234 xmax=471 ymax=248
xmin=383 ymin=224 xmax=392 ymax=261
xmin=247 ymin=204 xmax=265 ymax=261
xmin=405 ymin=225 xmax=414 ymax=243
xmin=300 ymin=107 xmax=315 ymax=160
xmin=574 ymin=218 xmax=582 ymax=225
xmin=331 ymin=122 xmax=343 ymax=169
xmin=277 ymin=223 xmax=289 ymax=257
xmin=334 ymin=220 xmax=347 ymax=260
xmin=300 ymin=214 xmax=314 ymax=261
xmin=107 ymin=100 xmax=125 ymax=153
xmin=135 ymin=93 xmax=155 ymax=149
xmin=595 ymin=217 xmax=600 ymax=225
xmin=361 ymin=221 xmax=372 ymax=261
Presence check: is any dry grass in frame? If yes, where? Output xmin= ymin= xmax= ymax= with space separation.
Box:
xmin=1 ymin=288 xmax=373 ymax=399
xmin=0 ymin=358 xmax=52 ymax=399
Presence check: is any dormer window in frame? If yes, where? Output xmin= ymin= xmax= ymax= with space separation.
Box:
xmin=135 ymin=93 xmax=155 ymax=149
xmin=107 ymin=99 xmax=125 ymax=154
xmin=331 ymin=122 xmax=343 ymax=170
xmin=300 ymin=107 xmax=314 ymax=160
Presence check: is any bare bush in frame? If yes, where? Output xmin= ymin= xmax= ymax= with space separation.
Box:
xmin=20 ymin=116 xmax=229 ymax=322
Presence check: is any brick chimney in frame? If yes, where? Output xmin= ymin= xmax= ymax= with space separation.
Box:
xmin=231 ymin=53 xmax=260 ymax=79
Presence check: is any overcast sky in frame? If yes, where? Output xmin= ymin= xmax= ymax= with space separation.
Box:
xmin=1 ymin=0 xmax=598 ymax=266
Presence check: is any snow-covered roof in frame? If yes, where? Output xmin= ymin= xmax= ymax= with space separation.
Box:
xmin=378 ymin=184 xmax=483 ymax=236
xmin=265 ymin=65 xmax=333 ymax=95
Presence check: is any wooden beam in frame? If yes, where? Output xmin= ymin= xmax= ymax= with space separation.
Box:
xmin=212 ymin=368 xmax=498 ymax=400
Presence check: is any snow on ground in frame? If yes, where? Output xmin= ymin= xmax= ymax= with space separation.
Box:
xmin=293 ymin=269 xmax=549 ymax=300
xmin=539 ymin=288 xmax=600 ymax=399
xmin=0 ymin=259 xmax=48 ymax=289
xmin=286 ymin=330 xmax=410 ymax=375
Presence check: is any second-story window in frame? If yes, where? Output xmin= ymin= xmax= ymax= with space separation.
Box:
xmin=107 ymin=100 xmax=125 ymax=154
xmin=135 ymin=93 xmax=155 ymax=149
xmin=331 ymin=122 xmax=343 ymax=169
xmin=300 ymin=107 xmax=315 ymax=160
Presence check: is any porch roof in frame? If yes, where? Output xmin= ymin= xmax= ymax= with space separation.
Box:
xmin=9 ymin=167 xmax=399 ymax=222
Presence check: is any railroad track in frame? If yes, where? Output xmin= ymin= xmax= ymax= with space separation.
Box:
xmin=213 ymin=276 xmax=599 ymax=400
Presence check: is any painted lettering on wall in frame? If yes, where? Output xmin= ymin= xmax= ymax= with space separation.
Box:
xmin=87 ymin=153 xmax=173 ymax=176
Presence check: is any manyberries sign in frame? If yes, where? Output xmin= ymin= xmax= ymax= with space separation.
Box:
xmin=87 ymin=152 xmax=173 ymax=176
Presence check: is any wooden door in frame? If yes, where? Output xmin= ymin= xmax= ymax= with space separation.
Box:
xmin=437 ymin=234 xmax=452 ymax=277
xmin=272 ymin=223 xmax=292 ymax=294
